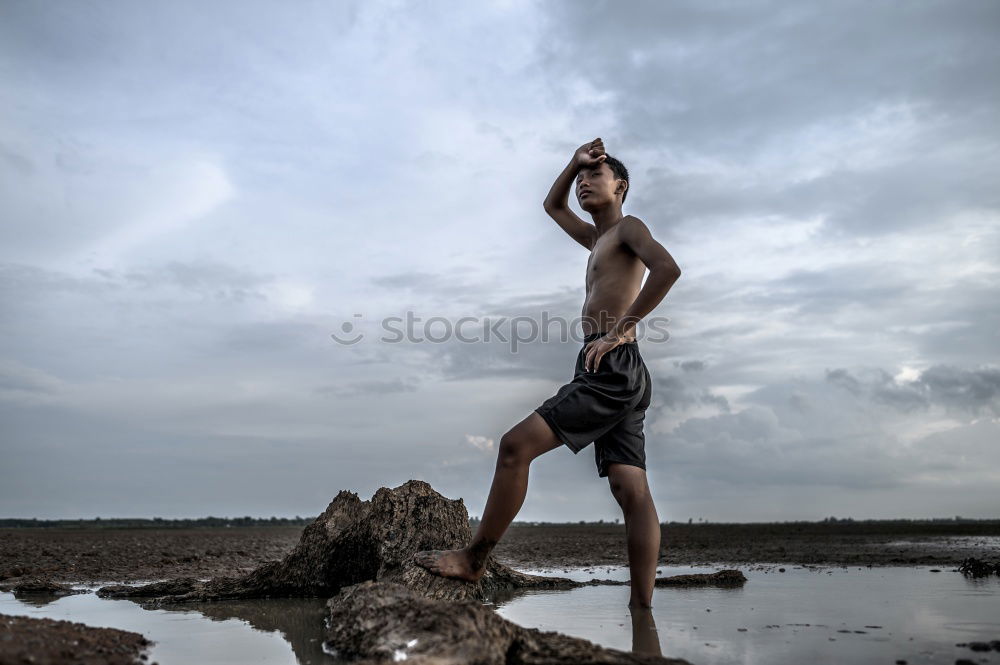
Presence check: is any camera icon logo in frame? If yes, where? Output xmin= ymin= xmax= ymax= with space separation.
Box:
xmin=330 ymin=314 xmax=364 ymax=345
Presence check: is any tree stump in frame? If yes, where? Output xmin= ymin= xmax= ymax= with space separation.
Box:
xmin=98 ymin=479 xmax=578 ymax=605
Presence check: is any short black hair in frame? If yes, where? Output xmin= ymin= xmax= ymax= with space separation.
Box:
xmin=603 ymin=154 xmax=630 ymax=205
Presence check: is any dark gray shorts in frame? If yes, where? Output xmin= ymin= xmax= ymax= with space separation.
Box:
xmin=534 ymin=332 xmax=652 ymax=478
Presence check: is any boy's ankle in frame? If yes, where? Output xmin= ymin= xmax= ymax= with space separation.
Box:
xmin=465 ymin=538 xmax=497 ymax=570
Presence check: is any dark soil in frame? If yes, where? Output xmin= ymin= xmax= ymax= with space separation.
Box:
xmin=0 ymin=613 xmax=154 ymax=665
xmin=0 ymin=526 xmax=302 ymax=584
xmin=2 ymin=521 xmax=997 ymax=586
xmin=495 ymin=520 xmax=1000 ymax=570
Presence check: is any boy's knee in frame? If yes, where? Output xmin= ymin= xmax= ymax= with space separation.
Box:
xmin=498 ymin=431 xmax=532 ymax=467
xmin=612 ymin=485 xmax=644 ymax=511
xmin=609 ymin=471 xmax=651 ymax=509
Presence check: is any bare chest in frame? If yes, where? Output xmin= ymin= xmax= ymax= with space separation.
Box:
xmin=586 ymin=232 xmax=633 ymax=286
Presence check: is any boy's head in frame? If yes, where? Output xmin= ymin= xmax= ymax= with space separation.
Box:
xmin=576 ymin=154 xmax=630 ymax=210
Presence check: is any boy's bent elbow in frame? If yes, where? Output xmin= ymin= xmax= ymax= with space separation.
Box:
xmin=652 ymin=262 xmax=681 ymax=280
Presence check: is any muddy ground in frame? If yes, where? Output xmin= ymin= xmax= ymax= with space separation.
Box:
xmin=0 ymin=613 xmax=154 ymax=665
xmin=2 ymin=521 xmax=997 ymax=664
xmin=2 ymin=520 xmax=997 ymax=585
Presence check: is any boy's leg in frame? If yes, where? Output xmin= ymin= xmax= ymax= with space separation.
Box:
xmin=607 ymin=462 xmax=660 ymax=608
xmin=413 ymin=411 xmax=563 ymax=582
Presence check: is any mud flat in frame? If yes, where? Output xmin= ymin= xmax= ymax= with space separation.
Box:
xmin=494 ymin=520 xmax=1000 ymax=571
xmin=2 ymin=518 xmax=997 ymax=585
xmin=0 ymin=524 xmax=301 ymax=584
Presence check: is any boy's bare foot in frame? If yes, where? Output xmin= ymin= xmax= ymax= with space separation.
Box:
xmin=413 ymin=547 xmax=487 ymax=583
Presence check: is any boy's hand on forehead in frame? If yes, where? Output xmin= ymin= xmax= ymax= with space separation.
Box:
xmin=574 ymin=138 xmax=607 ymax=169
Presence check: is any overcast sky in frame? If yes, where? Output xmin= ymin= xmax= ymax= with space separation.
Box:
xmin=2 ymin=0 xmax=998 ymax=522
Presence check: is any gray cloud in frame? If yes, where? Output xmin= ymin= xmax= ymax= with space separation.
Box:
xmin=317 ymin=376 xmax=421 ymax=398
xmin=827 ymin=365 xmax=1000 ymax=416
xmin=538 ymin=0 xmax=1000 ymax=235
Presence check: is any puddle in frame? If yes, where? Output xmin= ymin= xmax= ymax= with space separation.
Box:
xmin=0 ymin=583 xmax=335 ymax=664
xmin=495 ymin=564 xmax=1000 ymax=664
xmin=2 ymin=564 xmax=999 ymax=664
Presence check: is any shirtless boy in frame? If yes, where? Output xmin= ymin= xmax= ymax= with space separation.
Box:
xmin=414 ymin=138 xmax=682 ymax=608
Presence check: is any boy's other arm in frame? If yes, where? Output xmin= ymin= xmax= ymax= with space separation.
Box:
xmin=543 ymin=156 xmax=597 ymax=251
xmin=608 ymin=215 xmax=682 ymax=341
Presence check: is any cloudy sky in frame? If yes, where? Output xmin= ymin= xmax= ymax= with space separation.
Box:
xmin=2 ymin=0 xmax=998 ymax=522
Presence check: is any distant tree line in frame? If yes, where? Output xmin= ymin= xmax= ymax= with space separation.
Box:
xmin=3 ymin=515 xmax=995 ymax=529
xmin=0 ymin=516 xmax=317 ymax=528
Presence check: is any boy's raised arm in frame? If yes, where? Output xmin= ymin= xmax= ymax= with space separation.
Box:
xmin=542 ymin=139 xmax=602 ymax=251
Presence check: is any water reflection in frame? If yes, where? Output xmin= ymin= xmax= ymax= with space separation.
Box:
xmin=0 ymin=590 xmax=306 ymax=664
xmin=182 ymin=597 xmax=334 ymax=664
xmin=2 ymin=565 xmax=998 ymax=665
xmin=629 ymin=606 xmax=663 ymax=657
xmin=10 ymin=595 xmax=63 ymax=608
xmin=496 ymin=564 xmax=1000 ymax=665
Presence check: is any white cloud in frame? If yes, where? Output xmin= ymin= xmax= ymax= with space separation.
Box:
xmin=464 ymin=434 xmax=495 ymax=452
xmin=83 ymin=157 xmax=234 ymax=263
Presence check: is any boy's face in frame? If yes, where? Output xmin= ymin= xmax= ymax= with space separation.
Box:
xmin=576 ymin=163 xmax=620 ymax=210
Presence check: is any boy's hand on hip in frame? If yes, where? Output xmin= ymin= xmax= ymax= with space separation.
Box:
xmin=584 ymin=333 xmax=623 ymax=373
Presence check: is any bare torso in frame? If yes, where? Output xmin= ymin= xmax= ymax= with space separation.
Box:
xmin=581 ymin=219 xmax=646 ymax=340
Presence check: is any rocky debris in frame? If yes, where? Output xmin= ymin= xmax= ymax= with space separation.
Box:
xmin=0 ymin=612 xmax=154 ymax=665
xmin=324 ymin=580 xmax=691 ymax=665
xmin=98 ymin=480 xmax=582 ymax=606
xmin=958 ymin=556 xmax=1000 ymax=578
xmin=654 ymin=569 xmax=747 ymax=586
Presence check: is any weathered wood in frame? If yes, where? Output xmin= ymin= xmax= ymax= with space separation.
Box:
xmin=98 ymin=480 xmax=579 ymax=605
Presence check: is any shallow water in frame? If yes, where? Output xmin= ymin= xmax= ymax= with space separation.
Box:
xmin=0 ymin=583 xmax=332 ymax=664
xmin=2 ymin=563 xmax=998 ymax=664
xmin=495 ymin=563 xmax=1000 ymax=665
